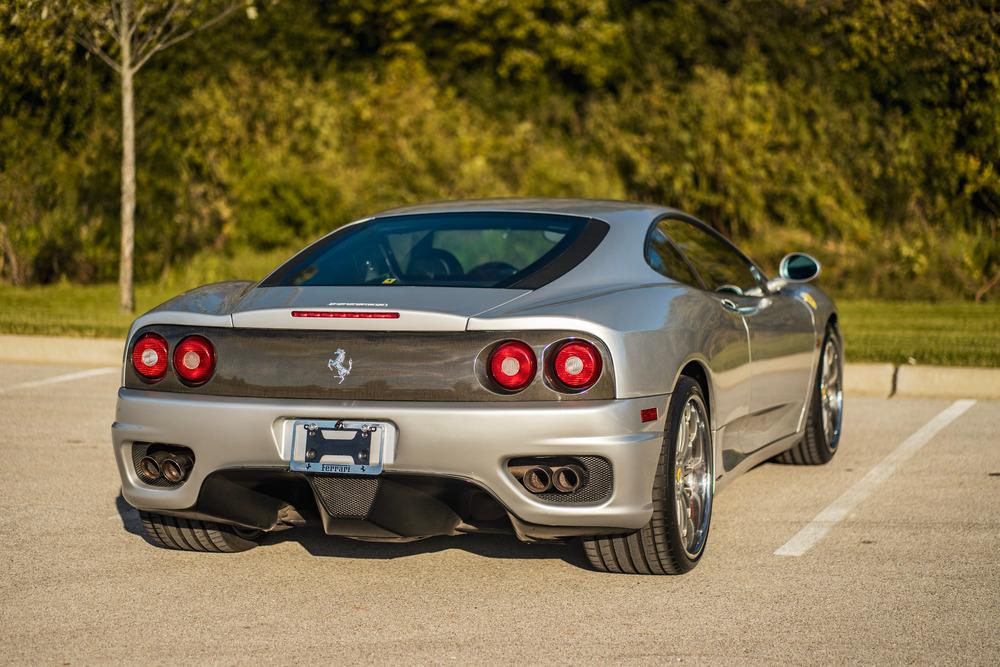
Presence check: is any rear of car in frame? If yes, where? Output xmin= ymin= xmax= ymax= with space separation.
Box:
xmin=113 ymin=210 xmax=667 ymax=547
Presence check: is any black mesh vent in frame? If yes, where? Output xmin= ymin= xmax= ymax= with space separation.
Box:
xmin=309 ymin=475 xmax=381 ymax=519
xmin=131 ymin=443 xmax=175 ymax=488
xmin=522 ymin=456 xmax=613 ymax=504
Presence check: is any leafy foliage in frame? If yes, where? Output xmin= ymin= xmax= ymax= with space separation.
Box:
xmin=0 ymin=0 xmax=997 ymax=299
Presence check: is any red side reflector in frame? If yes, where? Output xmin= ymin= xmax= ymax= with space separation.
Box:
xmin=291 ymin=311 xmax=400 ymax=319
xmin=640 ymin=407 xmax=658 ymax=423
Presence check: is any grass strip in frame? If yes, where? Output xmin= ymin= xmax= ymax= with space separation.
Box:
xmin=1 ymin=285 xmax=997 ymax=367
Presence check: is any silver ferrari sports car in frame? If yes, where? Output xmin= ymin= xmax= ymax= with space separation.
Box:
xmin=114 ymin=198 xmax=843 ymax=574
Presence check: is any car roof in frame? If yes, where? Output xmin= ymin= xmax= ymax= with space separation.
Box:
xmin=373 ymin=198 xmax=681 ymax=227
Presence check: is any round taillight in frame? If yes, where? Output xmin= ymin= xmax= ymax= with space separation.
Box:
xmin=131 ymin=333 xmax=169 ymax=381
xmin=172 ymin=335 xmax=216 ymax=384
xmin=553 ymin=340 xmax=602 ymax=390
xmin=488 ymin=341 xmax=537 ymax=391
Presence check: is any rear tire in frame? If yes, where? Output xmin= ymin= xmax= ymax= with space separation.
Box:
xmin=139 ymin=511 xmax=260 ymax=553
xmin=582 ymin=377 xmax=713 ymax=575
xmin=778 ymin=323 xmax=843 ymax=465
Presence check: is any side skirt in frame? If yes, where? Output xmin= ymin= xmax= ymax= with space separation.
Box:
xmin=714 ymin=430 xmax=803 ymax=494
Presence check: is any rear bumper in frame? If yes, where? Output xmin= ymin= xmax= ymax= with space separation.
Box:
xmin=112 ymin=388 xmax=669 ymax=532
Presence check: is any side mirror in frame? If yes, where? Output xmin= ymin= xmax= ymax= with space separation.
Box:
xmin=779 ymin=252 xmax=821 ymax=282
xmin=766 ymin=252 xmax=821 ymax=293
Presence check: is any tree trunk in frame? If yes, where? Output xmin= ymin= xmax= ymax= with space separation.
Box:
xmin=0 ymin=222 xmax=21 ymax=285
xmin=974 ymin=269 xmax=1000 ymax=303
xmin=118 ymin=2 xmax=136 ymax=313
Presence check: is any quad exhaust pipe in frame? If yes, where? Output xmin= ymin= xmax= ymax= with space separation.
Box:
xmin=161 ymin=453 xmax=193 ymax=483
xmin=137 ymin=449 xmax=193 ymax=484
xmin=551 ymin=464 xmax=586 ymax=493
xmin=521 ymin=465 xmax=553 ymax=493
xmin=137 ymin=451 xmax=170 ymax=481
xmin=510 ymin=463 xmax=588 ymax=495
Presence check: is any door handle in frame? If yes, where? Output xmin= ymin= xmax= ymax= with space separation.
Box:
xmin=719 ymin=299 xmax=759 ymax=316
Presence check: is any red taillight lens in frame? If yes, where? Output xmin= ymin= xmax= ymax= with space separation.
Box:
xmin=553 ymin=341 xmax=602 ymax=390
xmin=488 ymin=341 xmax=537 ymax=391
xmin=131 ymin=333 xmax=169 ymax=381
xmin=172 ymin=335 xmax=216 ymax=384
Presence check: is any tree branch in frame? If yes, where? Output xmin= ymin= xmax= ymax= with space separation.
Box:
xmin=95 ymin=15 xmax=120 ymax=44
xmin=131 ymin=1 xmax=243 ymax=72
xmin=132 ymin=1 xmax=151 ymax=33
xmin=80 ymin=0 xmax=110 ymax=21
xmin=72 ymin=30 xmax=123 ymax=74
xmin=107 ymin=0 xmax=122 ymax=35
xmin=131 ymin=1 xmax=182 ymax=67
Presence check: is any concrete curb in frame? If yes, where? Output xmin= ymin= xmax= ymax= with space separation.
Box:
xmin=844 ymin=363 xmax=895 ymax=398
xmin=0 ymin=334 xmax=123 ymax=367
xmin=842 ymin=362 xmax=1000 ymax=399
xmin=895 ymin=364 xmax=1000 ymax=400
xmin=1 ymin=334 xmax=998 ymax=399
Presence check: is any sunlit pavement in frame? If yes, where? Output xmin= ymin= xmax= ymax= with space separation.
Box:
xmin=1 ymin=361 xmax=997 ymax=664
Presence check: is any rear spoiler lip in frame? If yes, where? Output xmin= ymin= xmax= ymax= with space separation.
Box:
xmin=231 ymin=307 xmax=470 ymax=332
xmin=125 ymin=280 xmax=255 ymax=346
xmin=229 ymin=285 xmax=533 ymax=332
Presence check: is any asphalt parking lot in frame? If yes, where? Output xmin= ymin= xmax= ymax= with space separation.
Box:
xmin=1 ymin=361 xmax=998 ymax=665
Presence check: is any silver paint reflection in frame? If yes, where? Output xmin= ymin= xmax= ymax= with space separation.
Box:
xmin=116 ymin=198 xmax=840 ymax=529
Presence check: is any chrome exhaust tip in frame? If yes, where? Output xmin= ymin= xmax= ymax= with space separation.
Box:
xmin=551 ymin=464 xmax=586 ymax=493
xmin=521 ymin=465 xmax=553 ymax=493
xmin=161 ymin=454 xmax=193 ymax=484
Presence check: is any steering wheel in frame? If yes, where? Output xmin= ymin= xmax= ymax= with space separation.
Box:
xmin=466 ymin=261 xmax=518 ymax=282
xmin=407 ymin=249 xmax=463 ymax=279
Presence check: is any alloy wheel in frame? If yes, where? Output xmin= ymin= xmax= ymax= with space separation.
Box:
xmin=820 ymin=338 xmax=843 ymax=448
xmin=674 ymin=395 xmax=712 ymax=558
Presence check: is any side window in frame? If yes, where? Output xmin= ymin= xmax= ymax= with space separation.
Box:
xmin=664 ymin=219 xmax=762 ymax=295
xmin=645 ymin=223 xmax=701 ymax=286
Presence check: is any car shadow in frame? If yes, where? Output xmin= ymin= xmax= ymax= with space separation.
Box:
xmin=114 ymin=490 xmax=589 ymax=568
xmin=115 ymin=491 xmax=167 ymax=548
xmin=115 ymin=491 xmax=144 ymax=536
xmin=261 ymin=524 xmax=588 ymax=567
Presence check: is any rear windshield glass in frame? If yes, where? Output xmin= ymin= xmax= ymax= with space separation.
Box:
xmin=263 ymin=212 xmax=606 ymax=289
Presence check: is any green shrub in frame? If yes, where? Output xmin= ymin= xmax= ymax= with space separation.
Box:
xmin=1 ymin=0 xmax=996 ymax=301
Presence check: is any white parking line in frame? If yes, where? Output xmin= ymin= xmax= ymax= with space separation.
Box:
xmin=775 ymin=399 xmax=977 ymax=557
xmin=0 ymin=367 xmax=119 ymax=393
